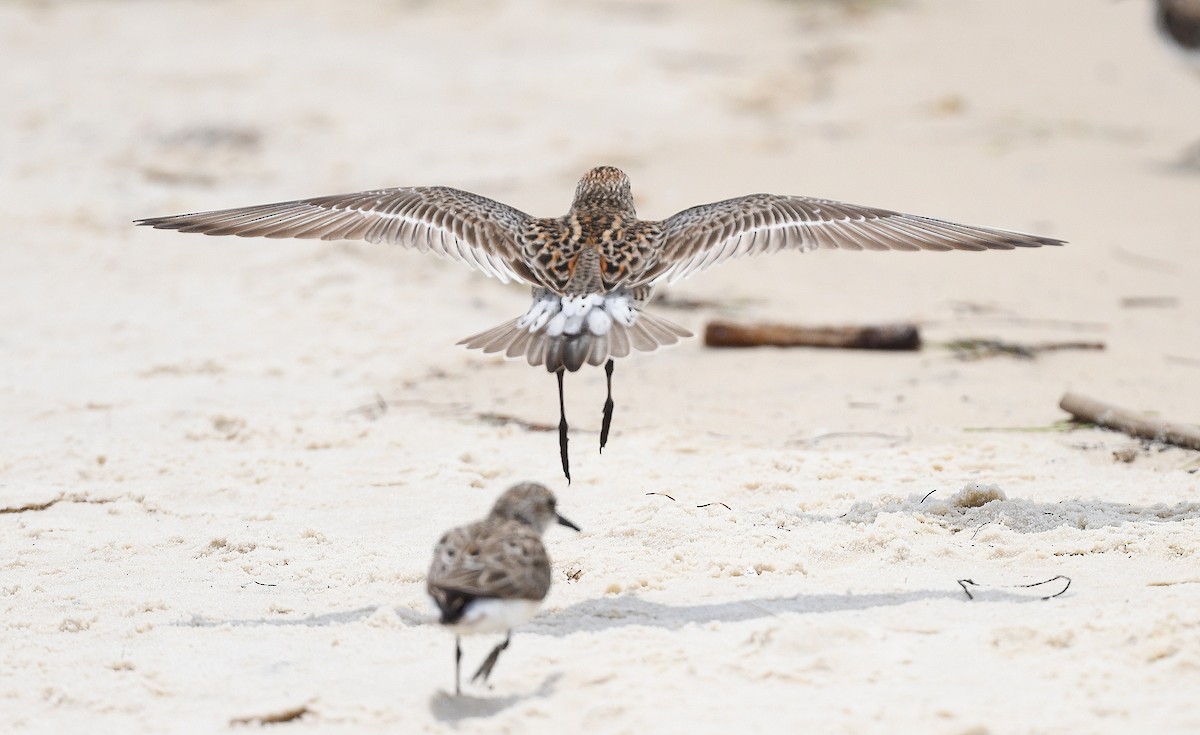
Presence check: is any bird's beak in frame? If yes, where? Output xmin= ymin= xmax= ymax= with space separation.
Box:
xmin=556 ymin=514 xmax=581 ymax=532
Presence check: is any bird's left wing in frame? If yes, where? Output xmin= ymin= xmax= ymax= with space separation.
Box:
xmin=642 ymin=193 xmax=1064 ymax=285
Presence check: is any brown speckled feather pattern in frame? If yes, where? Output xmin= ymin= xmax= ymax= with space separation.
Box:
xmin=427 ymin=518 xmax=551 ymax=606
xmin=426 ymin=482 xmax=570 ymax=626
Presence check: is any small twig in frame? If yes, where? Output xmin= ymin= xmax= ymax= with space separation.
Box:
xmin=960 ymin=576 xmax=1075 ymax=600
xmin=348 ymin=393 xmax=388 ymax=420
xmin=1019 ymin=575 xmax=1072 ymax=598
xmin=919 ymin=489 xmax=938 ymax=504
xmin=347 ymin=396 xmax=473 ymax=421
xmin=964 ymin=420 xmax=1082 ymax=434
xmin=1059 ymin=392 xmax=1200 ymax=451
xmin=932 ymin=304 xmax=1109 ymax=332
xmin=705 ymin=320 xmax=920 ymax=351
xmin=969 ymin=520 xmax=993 ymax=540
xmin=1112 ymin=246 xmax=1178 ymax=274
xmin=945 ymin=338 xmax=1105 ymax=361
xmin=376 ymin=398 xmax=554 ymax=432
xmin=230 ymin=705 xmax=309 ymax=726
xmin=0 ymin=496 xmax=64 ymax=514
xmin=0 ymin=494 xmax=116 ymax=514
xmin=475 ymin=412 xmax=555 ymax=432
xmin=646 ymin=492 xmax=676 ymax=502
xmin=655 ymin=293 xmax=753 ymax=311
xmin=697 ymin=502 xmax=732 ymax=510
xmin=1120 ymin=296 xmax=1179 ymax=309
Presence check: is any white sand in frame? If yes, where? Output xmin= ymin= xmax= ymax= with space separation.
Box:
xmin=2 ymin=0 xmax=1199 ymax=732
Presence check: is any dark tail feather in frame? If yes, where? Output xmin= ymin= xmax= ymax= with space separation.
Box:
xmin=431 ymin=589 xmax=474 ymax=626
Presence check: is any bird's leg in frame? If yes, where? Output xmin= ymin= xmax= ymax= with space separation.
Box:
xmin=470 ymin=632 xmax=512 ymax=687
xmin=455 ymin=636 xmax=462 ymax=696
xmin=599 ymin=359 xmax=614 ymax=453
xmin=557 ymin=369 xmax=570 ymax=483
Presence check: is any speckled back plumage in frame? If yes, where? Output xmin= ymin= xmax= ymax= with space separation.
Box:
xmin=427 ymin=519 xmax=551 ymax=625
xmin=426 ymin=482 xmax=565 ymax=625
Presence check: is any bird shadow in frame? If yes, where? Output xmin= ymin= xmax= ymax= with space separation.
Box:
xmin=524 ymin=580 xmax=1066 ymax=637
xmin=170 ymin=579 xmax=1068 ymax=634
xmin=428 ymin=672 xmax=562 ymax=724
xmin=171 ymin=605 xmax=426 ymax=629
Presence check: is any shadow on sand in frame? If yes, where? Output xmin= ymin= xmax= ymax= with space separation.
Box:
xmin=172 ymin=574 xmax=1070 ymax=632
xmin=523 ymin=581 xmax=1067 ymax=638
xmin=172 ymin=605 xmax=426 ymax=629
xmin=428 ymin=672 xmax=561 ymax=723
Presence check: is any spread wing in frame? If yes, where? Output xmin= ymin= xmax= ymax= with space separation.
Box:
xmin=135 ymin=187 xmax=533 ymax=284
xmin=427 ymin=521 xmax=551 ymax=622
xmin=645 ymin=194 xmax=1064 ymax=285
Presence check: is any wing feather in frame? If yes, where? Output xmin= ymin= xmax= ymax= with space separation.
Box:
xmin=427 ymin=520 xmax=552 ymax=604
xmin=647 ymin=194 xmax=1063 ymax=285
xmin=136 ymin=186 xmax=533 ymax=284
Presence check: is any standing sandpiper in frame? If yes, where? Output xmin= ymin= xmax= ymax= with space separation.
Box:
xmin=136 ymin=166 xmax=1063 ymax=480
xmin=427 ymin=482 xmax=579 ymax=695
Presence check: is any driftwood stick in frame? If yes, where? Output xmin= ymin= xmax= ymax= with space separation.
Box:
xmin=704 ymin=321 xmax=920 ymax=351
xmin=1059 ymin=392 xmax=1200 ymax=451
xmin=947 ymin=338 xmax=1105 ymax=360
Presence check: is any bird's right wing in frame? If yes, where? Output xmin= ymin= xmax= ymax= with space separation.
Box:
xmin=136 ymin=187 xmax=534 ymax=284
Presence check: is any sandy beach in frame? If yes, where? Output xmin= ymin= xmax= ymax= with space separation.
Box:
xmin=2 ymin=0 xmax=1199 ymax=732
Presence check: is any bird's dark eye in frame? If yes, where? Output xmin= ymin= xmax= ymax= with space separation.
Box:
xmin=547 ymin=498 xmax=556 ymax=510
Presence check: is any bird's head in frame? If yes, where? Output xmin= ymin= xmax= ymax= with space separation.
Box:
xmin=571 ymin=166 xmax=636 ymax=216
xmin=490 ymin=482 xmax=580 ymax=534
